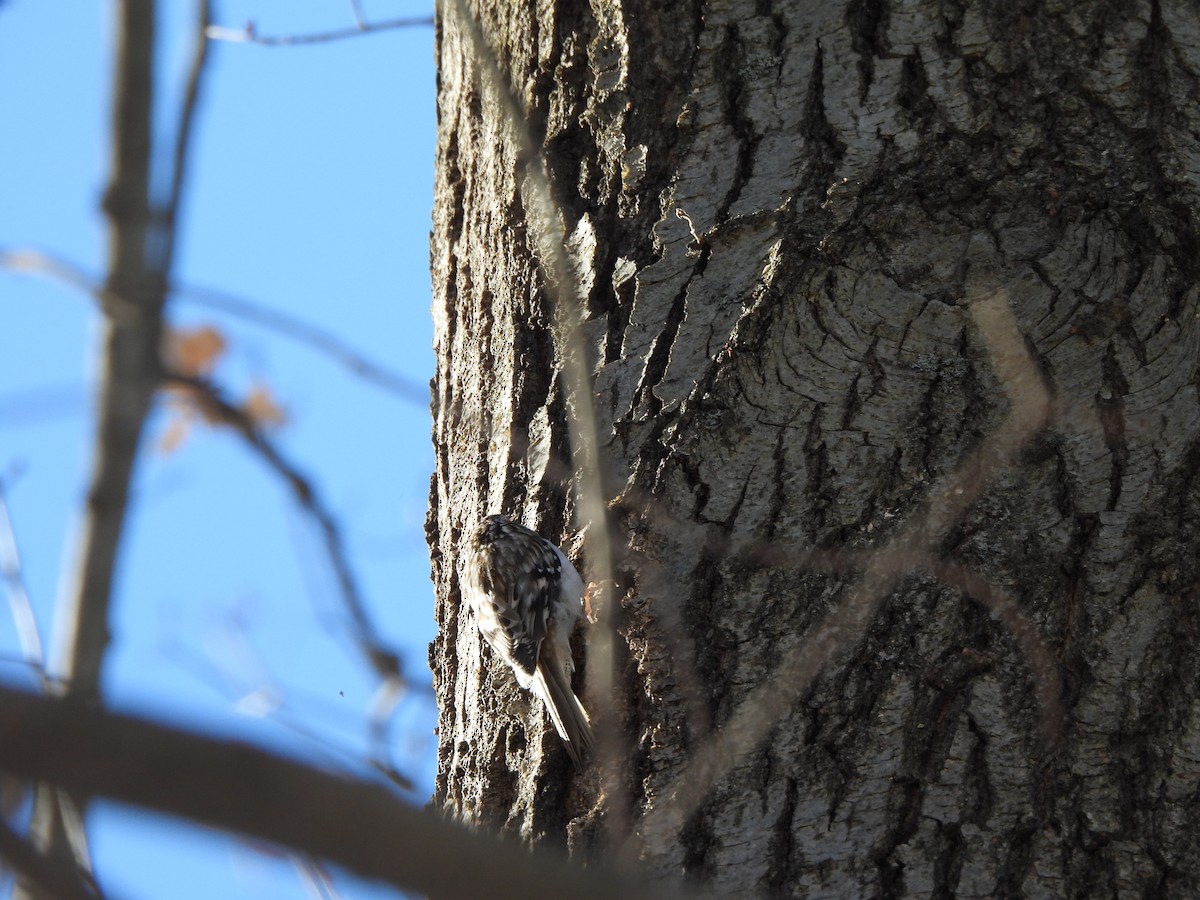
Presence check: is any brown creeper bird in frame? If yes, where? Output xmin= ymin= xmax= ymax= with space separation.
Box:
xmin=462 ymin=514 xmax=595 ymax=771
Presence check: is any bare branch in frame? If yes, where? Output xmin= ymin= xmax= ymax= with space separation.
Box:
xmin=0 ymin=248 xmax=426 ymax=403
xmin=156 ymin=0 xmax=211 ymax=276
xmin=27 ymin=2 xmax=215 ymax=887
xmin=54 ymin=0 xmax=214 ymax=701
xmin=0 ymin=249 xmax=131 ymax=315
xmin=621 ymin=488 xmax=1065 ymax=758
xmin=157 ymin=626 xmax=419 ymax=792
xmin=206 ymin=16 xmax=432 ymax=47
xmin=0 ymin=472 xmax=47 ymax=683
xmin=921 ymin=558 xmax=1064 ymax=751
xmin=161 ymin=373 xmax=405 ymax=688
xmin=0 ymin=686 xmax=690 ymax=900
xmin=39 ymin=12 xmax=164 ymax=883
xmin=635 ymin=287 xmax=1054 ymax=847
xmin=0 ymin=817 xmax=103 ymax=900
xmin=181 ymin=283 xmax=429 ymax=402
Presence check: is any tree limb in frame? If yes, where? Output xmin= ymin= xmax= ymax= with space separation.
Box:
xmin=635 ymin=287 xmax=1055 ymax=848
xmin=0 ymin=247 xmax=427 ymax=403
xmin=206 ymin=16 xmax=432 ymax=47
xmin=0 ymin=817 xmax=103 ymax=900
xmin=54 ymin=0 xmax=162 ymax=702
xmin=0 ymin=473 xmax=47 ymax=682
xmin=0 ymin=686 xmax=686 ymax=900
xmin=26 ymin=1 xmax=214 ymax=891
xmin=162 ymin=373 xmax=405 ymax=686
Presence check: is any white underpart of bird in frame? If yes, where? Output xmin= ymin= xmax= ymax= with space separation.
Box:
xmin=462 ymin=514 xmax=595 ymax=771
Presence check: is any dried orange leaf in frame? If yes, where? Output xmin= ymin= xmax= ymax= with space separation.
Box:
xmin=165 ymin=325 xmax=227 ymax=377
xmin=243 ymin=383 xmax=286 ymax=429
xmin=158 ymin=416 xmax=192 ymax=455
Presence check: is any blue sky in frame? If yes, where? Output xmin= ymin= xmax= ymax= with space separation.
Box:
xmin=0 ymin=1 xmax=438 ymax=896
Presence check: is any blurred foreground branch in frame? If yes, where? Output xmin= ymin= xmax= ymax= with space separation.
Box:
xmin=635 ymin=285 xmax=1055 ymax=848
xmin=23 ymin=2 xmax=212 ymax=893
xmin=0 ymin=817 xmax=101 ymax=900
xmin=0 ymin=248 xmax=426 ymax=403
xmin=206 ymin=15 xmax=432 ymax=47
xmin=0 ymin=686 xmax=684 ymax=900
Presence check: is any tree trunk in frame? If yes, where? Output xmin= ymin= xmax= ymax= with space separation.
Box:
xmin=429 ymin=0 xmax=1200 ymax=895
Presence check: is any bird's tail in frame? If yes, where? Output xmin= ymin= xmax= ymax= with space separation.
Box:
xmin=533 ymin=655 xmax=595 ymax=772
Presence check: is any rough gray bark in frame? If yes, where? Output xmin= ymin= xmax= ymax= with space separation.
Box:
xmin=429 ymin=0 xmax=1200 ymax=896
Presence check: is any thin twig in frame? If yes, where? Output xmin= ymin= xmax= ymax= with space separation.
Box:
xmin=206 ymin=16 xmax=432 ymax=47
xmin=162 ymin=372 xmax=404 ymax=688
xmin=155 ymin=0 xmax=211 ymax=276
xmin=634 ymin=286 xmax=1054 ymax=849
xmin=922 ymin=558 xmax=1064 ymax=750
xmin=159 ymin=630 xmax=418 ymax=792
xmin=0 ymin=248 xmax=426 ymax=404
xmin=0 ymin=471 xmax=48 ymax=686
xmin=621 ymin=463 xmax=1058 ymax=756
xmin=0 ymin=818 xmax=103 ymax=900
xmin=0 ymin=249 xmax=132 ymax=315
xmin=710 ymin=528 xmax=1065 ymax=749
xmin=292 ymin=857 xmax=338 ymax=900
xmin=182 ymin=283 xmax=429 ymax=403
